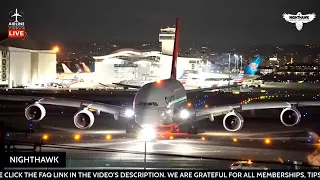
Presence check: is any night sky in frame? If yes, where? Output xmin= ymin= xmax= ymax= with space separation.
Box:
xmin=1 ymin=0 xmax=319 ymax=46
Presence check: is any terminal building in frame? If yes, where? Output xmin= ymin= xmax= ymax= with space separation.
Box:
xmin=0 ymin=36 xmax=57 ymax=88
xmin=93 ymin=27 xmax=202 ymax=85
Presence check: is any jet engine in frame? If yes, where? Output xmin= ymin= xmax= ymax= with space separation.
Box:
xmin=280 ymin=107 xmax=301 ymax=127
xmin=223 ymin=111 xmax=244 ymax=132
xmin=25 ymin=103 xmax=46 ymax=122
xmin=74 ymin=109 xmax=95 ymax=129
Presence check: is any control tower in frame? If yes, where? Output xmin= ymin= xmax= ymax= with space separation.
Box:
xmin=159 ymin=27 xmax=175 ymax=55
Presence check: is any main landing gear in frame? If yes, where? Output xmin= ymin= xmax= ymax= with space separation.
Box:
xmin=126 ymin=121 xmax=137 ymax=134
xmin=170 ymin=124 xmax=198 ymax=134
xmin=187 ymin=124 xmax=198 ymax=134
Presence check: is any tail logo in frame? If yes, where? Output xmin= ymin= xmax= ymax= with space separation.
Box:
xmin=249 ymin=63 xmax=258 ymax=71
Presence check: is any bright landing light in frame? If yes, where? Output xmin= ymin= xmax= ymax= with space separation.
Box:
xmin=138 ymin=125 xmax=156 ymax=141
xmin=124 ymin=109 xmax=134 ymax=118
xmin=180 ymin=109 xmax=190 ymax=119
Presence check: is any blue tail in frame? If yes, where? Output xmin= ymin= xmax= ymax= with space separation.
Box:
xmin=244 ymin=56 xmax=262 ymax=75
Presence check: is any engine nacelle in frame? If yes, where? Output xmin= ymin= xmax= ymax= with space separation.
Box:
xmin=74 ymin=109 xmax=95 ymax=129
xmin=280 ymin=107 xmax=301 ymax=127
xmin=223 ymin=111 xmax=244 ymax=132
xmin=24 ymin=103 xmax=46 ymax=122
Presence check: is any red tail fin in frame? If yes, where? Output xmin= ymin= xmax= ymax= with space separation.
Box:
xmin=170 ymin=17 xmax=180 ymax=79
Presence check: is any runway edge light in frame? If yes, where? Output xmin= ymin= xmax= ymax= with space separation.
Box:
xmin=74 ymin=134 xmax=81 ymax=141
xmin=105 ymin=134 xmax=112 ymax=140
xmin=42 ymin=134 xmax=49 ymax=141
xmin=264 ymin=138 xmax=271 ymax=145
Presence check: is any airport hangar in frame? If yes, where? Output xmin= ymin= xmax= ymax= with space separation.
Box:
xmin=93 ymin=27 xmax=202 ymax=85
xmin=0 ymin=36 xmax=57 ymax=88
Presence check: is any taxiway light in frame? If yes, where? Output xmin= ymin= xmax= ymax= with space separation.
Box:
xmin=187 ymin=102 xmax=192 ymax=107
xmin=233 ymin=138 xmax=238 ymax=142
xmin=74 ymin=134 xmax=81 ymax=141
xmin=201 ymin=136 xmax=206 ymax=141
xmin=105 ymin=134 xmax=112 ymax=140
xmin=205 ymin=104 xmax=209 ymax=108
xmin=42 ymin=134 xmax=49 ymax=141
xmin=264 ymin=138 xmax=271 ymax=145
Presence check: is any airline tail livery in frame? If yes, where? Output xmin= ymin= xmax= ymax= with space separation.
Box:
xmin=244 ymin=56 xmax=263 ymax=75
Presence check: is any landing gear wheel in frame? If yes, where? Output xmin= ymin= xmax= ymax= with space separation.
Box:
xmin=188 ymin=125 xmax=198 ymax=134
xmin=126 ymin=123 xmax=135 ymax=134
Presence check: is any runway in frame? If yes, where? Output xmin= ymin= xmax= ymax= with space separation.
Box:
xmin=5 ymin=131 xmax=317 ymax=170
xmin=4 ymin=112 xmax=320 ymax=170
xmin=2 ymin=88 xmax=320 ymax=169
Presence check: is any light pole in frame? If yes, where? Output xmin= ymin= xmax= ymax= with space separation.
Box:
xmin=228 ymin=53 xmax=231 ymax=86
xmin=144 ymin=140 xmax=147 ymax=170
xmin=240 ymin=55 xmax=243 ymax=71
xmin=234 ymin=54 xmax=238 ymax=72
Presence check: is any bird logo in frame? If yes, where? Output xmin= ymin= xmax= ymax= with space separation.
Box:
xmin=283 ymin=12 xmax=316 ymax=31
xmin=250 ymin=63 xmax=258 ymax=71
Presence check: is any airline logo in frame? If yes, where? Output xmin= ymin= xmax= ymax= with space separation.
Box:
xmin=245 ymin=56 xmax=262 ymax=75
xmin=8 ymin=9 xmax=25 ymax=38
xmin=249 ymin=63 xmax=258 ymax=71
xmin=283 ymin=12 xmax=316 ymax=31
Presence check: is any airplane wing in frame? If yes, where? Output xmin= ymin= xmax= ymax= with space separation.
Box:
xmin=301 ymin=13 xmax=316 ymax=23
xmin=113 ymin=82 xmax=240 ymax=92
xmin=0 ymin=95 xmax=128 ymax=119
xmin=193 ymin=101 xmax=320 ymax=118
xmin=112 ymin=83 xmax=142 ymax=89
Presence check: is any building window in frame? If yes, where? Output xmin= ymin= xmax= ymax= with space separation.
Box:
xmin=159 ymin=36 xmax=174 ymax=40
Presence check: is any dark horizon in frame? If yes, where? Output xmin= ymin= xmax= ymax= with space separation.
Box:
xmin=1 ymin=0 xmax=320 ymax=47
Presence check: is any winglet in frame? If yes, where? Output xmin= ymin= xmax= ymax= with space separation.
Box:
xmin=170 ymin=17 xmax=180 ymax=79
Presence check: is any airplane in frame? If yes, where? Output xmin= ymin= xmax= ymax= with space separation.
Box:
xmin=58 ymin=63 xmax=83 ymax=82
xmin=180 ymin=56 xmax=263 ymax=84
xmin=0 ymin=18 xmax=318 ymax=141
xmin=11 ymin=9 xmax=22 ymax=23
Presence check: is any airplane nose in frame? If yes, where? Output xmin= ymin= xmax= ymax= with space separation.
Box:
xmin=135 ymin=109 xmax=161 ymax=126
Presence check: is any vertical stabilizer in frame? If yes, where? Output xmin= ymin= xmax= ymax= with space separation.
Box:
xmin=244 ymin=56 xmax=263 ymax=75
xmin=81 ymin=62 xmax=91 ymax=73
xmin=75 ymin=64 xmax=84 ymax=73
xmin=170 ymin=17 xmax=180 ymax=79
xmin=61 ymin=63 xmax=73 ymax=73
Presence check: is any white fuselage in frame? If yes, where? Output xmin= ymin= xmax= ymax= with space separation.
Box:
xmin=133 ymin=79 xmax=187 ymax=126
xmin=185 ymin=75 xmax=236 ymax=88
